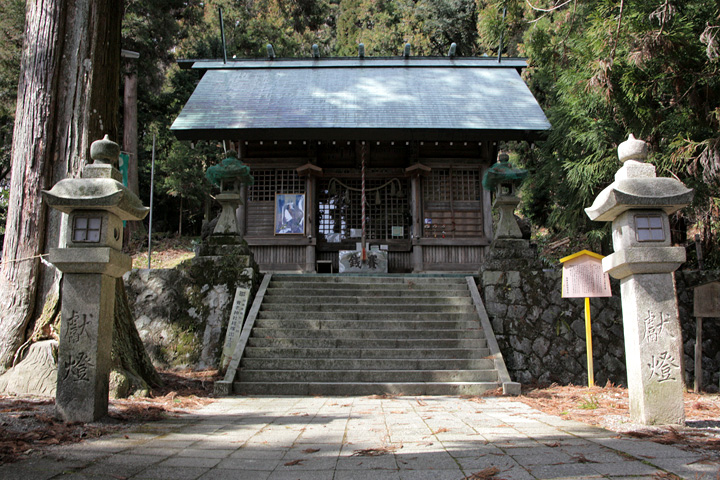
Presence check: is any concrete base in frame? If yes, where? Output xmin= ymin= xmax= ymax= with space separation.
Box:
xmin=56 ymin=273 xmax=115 ymax=423
xmin=621 ymin=273 xmax=685 ymax=425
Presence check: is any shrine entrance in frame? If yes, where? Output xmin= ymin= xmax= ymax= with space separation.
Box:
xmin=317 ymin=170 xmax=410 ymax=272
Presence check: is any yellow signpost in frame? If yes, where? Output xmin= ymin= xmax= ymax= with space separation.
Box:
xmin=559 ymin=250 xmax=612 ymax=387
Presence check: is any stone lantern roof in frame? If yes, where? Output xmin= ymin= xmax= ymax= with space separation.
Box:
xmin=42 ymin=135 xmax=149 ymax=221
xmin=585 ymin=135 xmax=693 ymax=222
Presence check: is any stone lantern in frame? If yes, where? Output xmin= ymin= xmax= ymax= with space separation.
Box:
xmin=482 ymin=153 xmax=528 ymax=240
xmin=205 ymin=151 xmax=254 ymax=238
xmin=43 ymin=135 xmax=149 ymax=422
xmin=585 ymin=134 xmax=693 ymax=425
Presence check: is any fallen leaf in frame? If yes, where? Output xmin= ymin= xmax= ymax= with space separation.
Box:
xmin=284 ymin=459 xmax=304 ymax=466
xmin=351 ymin=445 xmax=399 ymax=456
xmin=302 ymin=448 xmax=321 ymax=454
xmin=463 ymin=466 xmax=500 ymax=479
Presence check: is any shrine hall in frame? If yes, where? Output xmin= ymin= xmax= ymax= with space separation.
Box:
xmin=171 ymin=52 xmax=551 ymax=273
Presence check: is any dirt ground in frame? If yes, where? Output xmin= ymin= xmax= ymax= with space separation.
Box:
xmin=0 ymin=369 xmax=219 ymax=464
xmin=2 ymin=377 xmax=720 ymax=466
xmin=515 ymin=383 xmax=720 ymax=461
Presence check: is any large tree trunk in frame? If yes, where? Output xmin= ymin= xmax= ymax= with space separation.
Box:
xmin=0 ymin=1 xmax=154 ymax=392
xmin=122 ymin=68 xmax=145 ymax=245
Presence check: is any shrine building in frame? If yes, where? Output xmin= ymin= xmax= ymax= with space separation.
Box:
xmin=171 ymin=53 xmax=550 ymax=273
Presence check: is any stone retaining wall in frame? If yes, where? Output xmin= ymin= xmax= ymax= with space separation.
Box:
xmin=124 ymin=254 xmax=259 ymax=371
xmin=482 ymin=269 xmax=720 ymax=390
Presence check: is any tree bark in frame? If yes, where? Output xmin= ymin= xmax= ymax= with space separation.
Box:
xmin=123 ymin=70 xmax=139 ymax=196
xmin=111 ymin=278 xmax=162 ymax=396
xmin=122 ymin=69 xmax=145 ymax=244
xmin=0 ymin=0 xmax=123 ymax=373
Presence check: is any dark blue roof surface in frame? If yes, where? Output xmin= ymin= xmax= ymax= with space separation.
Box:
xmin=171 ymin=58 xmax=551 ymax=141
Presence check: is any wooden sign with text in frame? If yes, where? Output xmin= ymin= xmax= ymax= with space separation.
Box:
xmin=560 ymin=250 xmax=612 ymax=298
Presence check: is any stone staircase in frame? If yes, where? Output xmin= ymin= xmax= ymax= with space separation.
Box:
xmin=221 ymin=274 xmax=518 ymax=396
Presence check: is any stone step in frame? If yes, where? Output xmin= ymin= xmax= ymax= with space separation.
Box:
xmin=237 ymin=369 xmax=499 ymax=383
xmin=264 ymin=286 xmax=469 ymax=296
xmin=246 ymin=337 xmax=488 ymax=349
xmin=272 ymin=274 xmax=468 ymax=283
xmin=260 ymin=303 xmax=476 ymax=313
xmin=250 ymin=327 xmax=484 ymax=340
xmin=261 ymin=295 xmax=473 ymax=306
xmin=239 ymin=357 xmax=495 ymax=371
xmin=253 ymin=319 xmax=481 ymax=330
xmin=233 ymin=381 xmax=501 ymax=396
xmin=255 ymin=311 xmax=479 ymax=321
xmin=243 ymin=347 xmax=492 ymax=359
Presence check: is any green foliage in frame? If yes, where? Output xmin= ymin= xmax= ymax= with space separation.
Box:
xmin=517 ymin=0 xmax=720 ymax=249
xmin=577 ymin=394 xmax=600 ymax=410
xmin=0 ymin=184 xmax=8 ymax=237
xmin=0 ymin=0 xmax=24 ymax=181
xmin=336 ymin=0 xmax=479 ymax=56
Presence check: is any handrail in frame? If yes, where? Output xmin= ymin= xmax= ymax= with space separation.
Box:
xmin=214 ymin=273 xmax=273 ymax=395
xmin=465 ymin=276 xmax=520 ymax=395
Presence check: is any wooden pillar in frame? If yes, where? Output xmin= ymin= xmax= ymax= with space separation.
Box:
xmin=305 ymin=174 xmax=316 ymax=272
xmin=406 ymin=162 xmax=431 ymax=273
xmin=411 ymin=175 xmax=422 ymax=272
xmin=481 ymin=142 xmax=498 ymax=249
xmin=298 ymin=163 xmax=322 ymax=273
xmin=236 ymin=183 xmax=247 ymax=238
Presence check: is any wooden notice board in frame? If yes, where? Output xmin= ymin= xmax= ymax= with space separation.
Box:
xmin=560 ymin=250 xmax=612 ymax=299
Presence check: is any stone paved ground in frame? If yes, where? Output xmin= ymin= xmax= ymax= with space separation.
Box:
xmin=2 ymin=396 xmax=718 ymax=480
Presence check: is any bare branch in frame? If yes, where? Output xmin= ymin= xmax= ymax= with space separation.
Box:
xmin=525 ymin=0 xmax=573 ymax=13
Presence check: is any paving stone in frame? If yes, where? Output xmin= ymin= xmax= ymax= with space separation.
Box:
xmin=529 ymin=462 xmax=605 ymax=479
xmin=215 ymin=457 xmax=281 ymax=470
xmin=132 ymin=465 xmax=210 ymax=480
xmin=334 ymin=470 xmax=402 ymax=480
xmin=229 ymin=447 xmax=289 ymax=459
xmin=590 ymin=461 xmax=662 ymax=476
xmin=157 ymin=456 xmax=222 ymax=468
xmin=0 ymin=463 xmax=66 ymax=480
xmin=336 ymin=454 xmax=399 ymax=470
xmin=176 ymin=448 xmax=235 ymax=458
xmin=398 ymin=469 xmax=466 ymax=479
xmin=266 ymin=470 xmax=335 ymax=480
xmin=197 ymin=470 xmax=271 ymax=480
xmin=4 ymin=396 xmax=711 ymax=480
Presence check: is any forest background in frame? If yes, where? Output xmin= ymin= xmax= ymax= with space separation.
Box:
xmin=0 ymin=0 xmax=718 ymax=266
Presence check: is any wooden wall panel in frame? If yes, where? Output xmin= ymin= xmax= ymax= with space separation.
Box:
xmin=389 ymin=252 xmax=412 ymax=273
xmin=422 ymin=246 xmax=485 ymax=270
xmin=250 ymin=245 xmax=305 ymax=272
xmin=246 ymin=201 xmax=274 ymax=237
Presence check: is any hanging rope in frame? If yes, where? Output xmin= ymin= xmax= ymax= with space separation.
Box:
xmin=327 ymin=177 xmax=402 ymax=194
xmin=361 ymin=142 xmax=367 ymax=261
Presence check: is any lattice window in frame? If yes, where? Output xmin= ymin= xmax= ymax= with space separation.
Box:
xmin=318 ymin=176 xmax=409 ymax=241
xmin=422 ymin=167 xmax=484 ymax=238
xmin=423 ymin=168 xmax=482 ymax=202
xmin=248 ymin=169 xmax=304 ymax=202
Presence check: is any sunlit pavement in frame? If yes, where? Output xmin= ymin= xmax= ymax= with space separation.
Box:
xmin=2 ymin=396 xmax=717 ymax=480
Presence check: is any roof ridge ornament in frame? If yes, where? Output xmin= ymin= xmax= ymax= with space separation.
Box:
xmin=267 ymin=44 xmax=275 ymax=60
xmin=403 ymin=43 xmax=411 ymax=58
xmin=358 ymin=43 xmax=365 ymax=58
xmin=448 ymin=43 xmax=457 ymax=58
xmin=312 ymin=44 xmax=320 ymax=58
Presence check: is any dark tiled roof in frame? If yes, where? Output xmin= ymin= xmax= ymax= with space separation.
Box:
xmin=171 ymin=58 xmax=551 ymax=141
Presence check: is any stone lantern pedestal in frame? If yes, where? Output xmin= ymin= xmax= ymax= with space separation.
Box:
xmin=586 ymin=135 xmax=694 ymax=425
xmin=43 ymin=136 xmax=149 ymax=422
xmin=481 ymin=153 xmax=540 ymax=275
